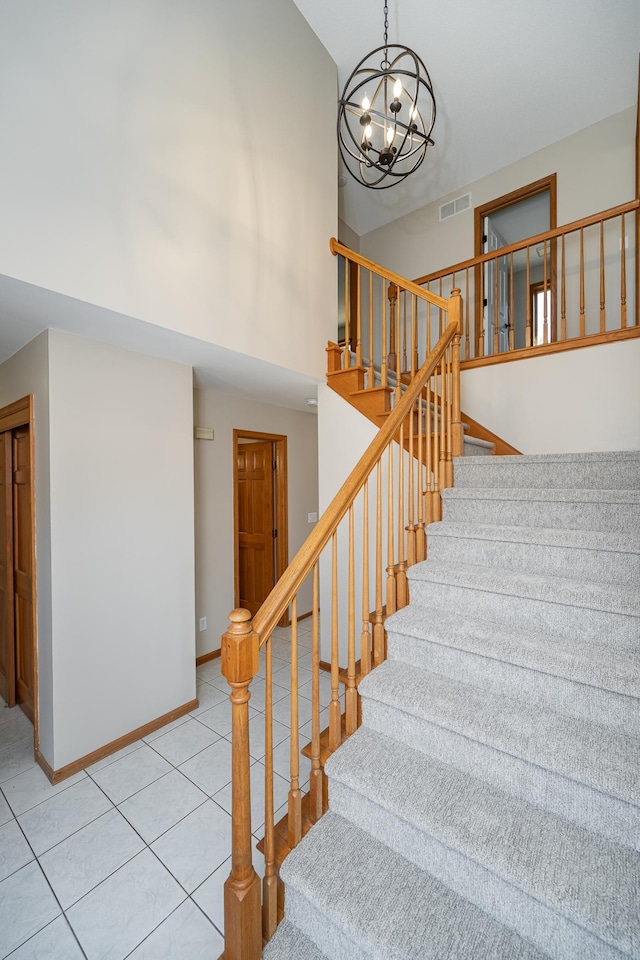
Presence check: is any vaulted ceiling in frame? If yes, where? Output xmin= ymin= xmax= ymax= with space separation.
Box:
xmin=291 ymin=0 xmax=639 ymax=236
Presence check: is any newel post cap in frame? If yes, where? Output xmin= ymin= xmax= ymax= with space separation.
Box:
xmin=221 ymin=609 xmax=259 ymax=685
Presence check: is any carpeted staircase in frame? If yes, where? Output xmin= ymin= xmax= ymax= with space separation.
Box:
xmin=264 ymin=450 xmax=640 ymax=960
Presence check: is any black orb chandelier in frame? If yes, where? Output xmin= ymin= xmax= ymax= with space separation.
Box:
xmin=337 ymin=1 xmax=436 ymax=190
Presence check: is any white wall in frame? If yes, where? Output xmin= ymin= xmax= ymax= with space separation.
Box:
xmin=360 ymin=109 xmax=635 ymax=282
xmin=461 ymin=338 xmax=640 ymax=454
xmin=46 ymin=331 xmax=195 ymax=768
xmin=194 ymin=389 xmax=319 ymax=658
xmin=0 ymin=332 xmax=53 ymax=762
xmin=0 ymin=0 xmax=337 ymax=380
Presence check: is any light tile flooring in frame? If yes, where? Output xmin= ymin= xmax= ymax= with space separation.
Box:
xmin=0 ymin=621 xmax=326 ymax=960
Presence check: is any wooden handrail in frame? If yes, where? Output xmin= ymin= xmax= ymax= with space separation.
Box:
xmin=330 ymin=237 xmax=449 ymax=310
xmin=252 ymin=312 xmax=460 ymax=645
xmin=413 ymin=198 xmax=640 ymax=286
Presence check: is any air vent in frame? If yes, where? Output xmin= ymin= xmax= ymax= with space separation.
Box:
xmin=439 ymin=192 xmax=472 ymax=221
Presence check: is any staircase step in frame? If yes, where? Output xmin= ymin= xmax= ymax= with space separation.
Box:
xmin=426 ymin=520 xmax=640 ymax=586
xmin=407 ymin=560 xmax=640 ymax=646
xmin=453 ymin=450 xmax=640 ymax=490
xmin=384 ymin=605 xmax=640 ymax=735
xmin=441 ymin=485 xmax=640 ymax=533
xmin=278 ymin=811 xmax=550 ymax=960
xmin=463 ymin=435 xmax=495 ymax=456
xmin=359 ymin=659 xmax=640 ymax=849
xmin=326 ymin=727 xmax=640 ymax=960
xmin=263 ymin=919 xmax=329 ymax=960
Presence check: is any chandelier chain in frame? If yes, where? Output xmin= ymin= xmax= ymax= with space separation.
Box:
xmin=383 ymin=1 xmax=389 ymax=48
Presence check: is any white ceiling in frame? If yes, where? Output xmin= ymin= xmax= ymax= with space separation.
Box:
xmin=291 ymin=0 xmax=640 ymax=237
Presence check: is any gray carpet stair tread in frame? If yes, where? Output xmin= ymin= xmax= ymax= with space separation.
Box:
xmin=407 ymin=559 xmax=640 ymax=618
xmin=384 ymin=605 xmax=640 ymax=699
xmin=280 ymin=811 xmax=551 ymax=960
xmin=426 ymin=520 xmax=640 ymax=554
xmin=325 ymin=727 xmax=640 ymax=957
xmin=263 ymin=920 xmax=329 ymax=960
xmin=358 ymin=660 xmax=640 ymax=807
xmin=441 ymin=487 xmax=640 ymax=504
xmin=452 ymin=451 xmax=640 ymax=489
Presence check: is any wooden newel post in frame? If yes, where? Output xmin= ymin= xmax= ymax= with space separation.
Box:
xmin=449 ymin=288 xmax=464 ymax=464
xmin=222 ymin=609 xmax=262 ymax=960
xmin=387 ymin=283 xmax=398 ymax=373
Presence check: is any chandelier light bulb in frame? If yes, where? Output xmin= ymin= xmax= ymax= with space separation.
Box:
xmin=364 ymin=124 xmax=373 ymax=139
xmin=386 ymin=126 xmax=395 ymax=144
xmin=362 ymin=95 xmax=370 ymax=111
xmin=393 ymin=78 xmax=402 ymax=98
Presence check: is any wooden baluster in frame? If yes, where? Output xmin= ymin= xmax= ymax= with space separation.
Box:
xmin=416 ymin=386 xmax=426 ymax=562
xmin=525 ymin=248 xmax=532 ymax=347
xmin=439 ymin=278 xmax=443 ymax=336
xmin=361 ymin=480 xmax=371 ymax=679
xmin=346 ymin=505 xmax=357 ymax=735
xmin=444 ymin=347 xmax=453 ymax=489
xmin=355 ymin=265 xmax=362 ymax=367
xmin=396 ymin=423 xmax=408 ymax=609
xmin=426 ymin=378 xmax=434 ymax=528
xmin=329 ymin=533 xmax=341 ymax=752
xmin=262 ymin=634 xmax=277 ymax=941
xmin=381 ymin=276 xmax=388 ymax=388
xmin=344 ymin=256 xmax=350 ymax=367
xmin=287 ymin=598 xmax=302 ymax=850
xmin=493 ymin=256 xmax=499 ymax=355
xmin=368 ymin=271 xmax=374 ymax=384
xmin=388 ymin=283 xmax=397 ymax=373
xmin=309 ymin=564 xmax=323 ymax=823
xmin=386 ymin=444 xmax=396 ymax=617
xmin=373 ymin=460 xmax=385 ymax=667
xmin=432 ymin=374 xmax=441 ymax=522
xmin=222 ymin=609 xmax=261 ymax=960
xmin=543 ymin=240 xmax=549 ymax=345
xmin=477 ymin=265 xmax=484 ymax=357
xmin=579 ymin=227 xmax=585 ymax=337
xmin=449 ymin=289 xmax=464 ymax=461
xmin=621 ymin=213 xmax=627 ymax=328
xmin=600 ymin=221 xmax=606 ymax=332
xmin=464 ymin=270 xmax=470 ymax=360
xmin=439 ymin=353 xmax=447 ymax=495
xmin=411 ymin=294 xmax=418 ymax=376
xmin=401 ymin=290 xmax=407 ymax=374
xmin=509 ymin=255 xmax=515 ymax=351
xmin=427 ymin=301 xmax=432 ymax=362
xmin=407 ymin=398 xmax=416 ymax=568
xmin=561 ymin=234 xmax=567 ymax=341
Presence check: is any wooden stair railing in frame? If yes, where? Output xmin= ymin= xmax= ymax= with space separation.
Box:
xmin=221 ymin=282 xmax=463 ymax=959
xmin=412 ymin=198 xmax=640 ymax=364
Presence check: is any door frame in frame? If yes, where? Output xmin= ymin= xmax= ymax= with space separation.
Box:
xmin=0 ymin=395 xmax=38 ymax=751
xmin=474 ymin=174 xmax=557 ymax=353
xmin=233 ymin=430 xmax=288 ymax=626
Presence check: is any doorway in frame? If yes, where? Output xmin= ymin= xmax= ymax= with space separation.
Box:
xmin=0 ymin=396 xmax=37 ymax=743
xmin=233 ymin=430 xmax=288 ymax=623
xmin=474 ymin=174 xmax=557 ymax=354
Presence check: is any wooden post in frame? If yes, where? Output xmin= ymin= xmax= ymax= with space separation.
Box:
xmin=222 ymin=609 xmax=262 ymax=960
xmin=387 ymin=283 xmax=398 ymax=373
xmin=449 ymin=289 xmax=464 ymax=462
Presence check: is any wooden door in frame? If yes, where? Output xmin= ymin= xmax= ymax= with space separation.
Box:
xmin=12 ymin=426 xmax=35 ymax=722
xmin=236 ymin=441 xmax=275 ymax=616
xmin=0 ymin=432 xmax=15 ymax=706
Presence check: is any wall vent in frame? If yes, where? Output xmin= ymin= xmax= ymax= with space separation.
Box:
xmin=439 ymin=192 xmax=472 ymax=221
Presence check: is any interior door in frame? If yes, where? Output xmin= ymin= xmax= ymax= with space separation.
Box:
xmin=0 ymin=431 xmax=15 ymax=706
xmin=236 ymin=440 xmax=276 ymax=617
xmin=12 ymin=426 xmax=35 ymax=722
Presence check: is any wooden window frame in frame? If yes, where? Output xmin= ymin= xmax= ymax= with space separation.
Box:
xmin=474 ymin=174 xmax=558 ymax=352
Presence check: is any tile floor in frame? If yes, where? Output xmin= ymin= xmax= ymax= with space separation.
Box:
xmin=0 ymin=620 xmax=327 ymax=960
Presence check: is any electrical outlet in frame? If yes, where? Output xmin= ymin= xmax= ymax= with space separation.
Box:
xmin=308 ymin=512 xmax=318 ymax=523
xmin=199 ymin=617 xmax=207 ymax=631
